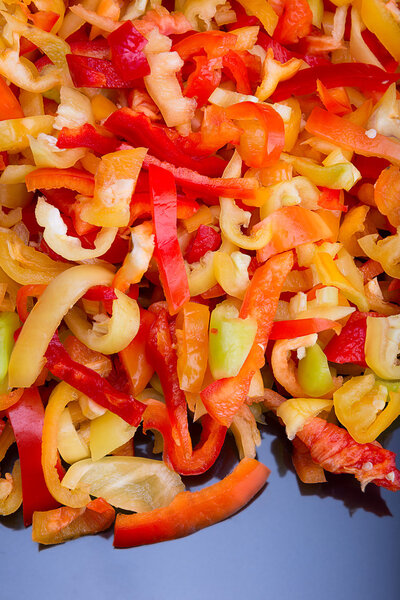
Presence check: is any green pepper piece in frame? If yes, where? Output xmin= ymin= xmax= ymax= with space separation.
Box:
xmin=298 ymin=343 xmax=334 ymax=397
xmin=0 ymin=311 xmax=20 ymax=393
xmin=208 ymin=302 xmax=257 ymax=380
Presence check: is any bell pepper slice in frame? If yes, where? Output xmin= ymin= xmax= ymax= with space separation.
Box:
xmin=119 ymin=309 xmax=155 ymax=396
xmin=107 ymin=20 xmax=149 ymax=81
xmin=234 ymin=0 xmax=278 ymax=36
xmin=199 ymin=105 xmax=242 ymax=154
xmin=271 ymin=63 xmax=400 ymax=102
xmin=361 ymin=0 xmax=400 ymax=63
xmin=185 ymin=225 xmax=221 ymax=264
xmin=297 ymin=416 xmax=400 ymax=491
xmin=176 ymin=302 xmax=210 ymax=393
xmin=374 ymin=165 xmax=400 ymax=228
xmin=257 ymin=31 xmax=329 ymax=67
xmin=56 ymin=123 xmax=118 ymax=155
xmin=201 ymin=251 xmax=294 ymax=426
xmin=32 ymin=497 xmax=115 ymax=545
xmin=16 ymin=284 xmax=47 ymax=322
xmin=149 ymin=164 xmax=190 ymax=315
xmin=273 ymin=0 xmax=313 ymax=45
xmin=143 ymin=154 xmax=259 ymax=202
xmin=255 ymin=205 xmax=333 ymax=263
xmin=66 ymin=54 xmax=139 ymax=88
xmin=184 ymin=56 xmax=222 ymax=108
xmin=269 ymin=317 xmax=339 ymax=340
xmin=306 ymin=107 xmax=400 ymax=165
xmin=105 ymin=108 xmax=226 ymax=177
xmin=7 ymin=387 xmax=60 ymax=526
xmin=291 ymin=437 xmax=326 ymax=484
xmin=113 ymin=457 xmax=270 ymax=547
xmin=25 ymin=167 xmax=95 ymax=196
xmin=45 ymin=333 xmax=145 ymax=426
xmin=0 ymin=76 xmax=24 ymax=120
xmin=316 ymin=80 xmax=352 ymax=116
xmin=222 ymin=50 xmax=252 ymax=95
xmin=297 ymin=343 xmax=334 ymax=397
xmin=225 ymin=101 xmax=285 ymax=168
xmin=172 ymin=30 xmax=237 ymax=61
xmin=318 ymin=188 xmax=347 ymax=212
xmin=323 ymin=311 xmax=381 ymax=367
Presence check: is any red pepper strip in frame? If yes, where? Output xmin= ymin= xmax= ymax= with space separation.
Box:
xmin=130 ymin=192 xmax=198 ymax=224
xmin=291 ymin=437 xmax=327 ymax=484
xmin=70 ymin=38 xmax=111 ymax=59
xmin=45 ymin=334 xmax=146 ymax=426
xmin=66 ymin=55 xmax=138 ymax=89
xmin=32 ymin=497 xmax=115 ymax=545
xmin=222 ymin=50 xmax=252 ymax=95
xmin=0 ymin=76 xmax=24 ymax=120
xmin=199 ymin=105 xmax=242 ymax=154
xmin=226 ymin=101 xmax=285 ymax=168
xmin=297 ymin=417 xmax=400 ymax=491
xmin=305 ymin=107 xmax=400 ymax=166
xmin=114 ymin=457 xmax=269 ymax=547
xmin=119 ymin=309 xmax=155 ymax=396
xmin=25 ymin=168 xmax=95 ymax=196
xmin=172 ymin=30 xmax=237 ymax=61
xmin=104 ymin=108 xmax=226 ymax=177
xmin=184 ymin=56 xmax=222 ymax=108
xmin=107 ymin=20 xmax=149 ymax=81
xmin=318 ymin=188 xmax=347 ymax=212
xmin=143 ymin=154 xmax=259 ymax=202
xmin=201 ymin=251 xmax=294 ymax=426
xmin=19 ymin=11 xmax=59 ymax=55
xmin=361 ymin=30 xmax=399 ymax=74
xmin=269 ymin=317 xmax=339 ymax=340
xmin=271 ymin=63 xmax=400 ymax=102
xmin=185 ymin=224 xmax=221 ymax=264
xmin=323 ymin=311 xmax=382 ymax=367
xmin=146 ymin=307 xmax=226 ymax=473
xmin=83 ymin=285 xmax=118 ymax=302
xmin=255 ymin=205 xmax=333 ymax=263
xmin=149 ymin=165 xmax=190 ymax=315
xmin=273 ymin=0 xmax=313 ymax=45
xmin=257 ymin=31 xmax=329 ymax=67
xmin=353 ymin=155 xmax=390 ymax=180
xmin=16 ymin=284 xmax=47 ymax=322
xmin=7 ymin=388 xmax=60 ymax=526
xmin=56 ymin=123 xmax=118 ymax=154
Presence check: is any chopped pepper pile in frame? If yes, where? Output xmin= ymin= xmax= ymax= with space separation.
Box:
xmin=0 ymin=0 xmax=399 ymax=548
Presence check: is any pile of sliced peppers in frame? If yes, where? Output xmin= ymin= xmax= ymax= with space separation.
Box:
xmin=0 ymin=0 xmax=399 ymax=549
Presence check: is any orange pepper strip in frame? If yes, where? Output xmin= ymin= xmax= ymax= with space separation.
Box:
xmin=305 ymin=107 xmax=400 ymax=165
xmin=0 ymin=76 xmax=24 ymax=120
xmin=119 ymin=309 xmax=155 ymax=396
xmin=32 ymin=498 xmax=115 ymax=545
xmin=316 ymin=80 xmax=352 ymax=116
xmin=176 ymin=302 xmax=210 ymax=393
xmin=359 ymin=259 xmax=384 ymax=283
xmin=292 ymin=437 xmax=327 ymax=484
xmin=25 ymin=168 xmax=95 ymax=196
xmin=374 ymin=165 xmax=400 ymax=227
xmin=113 ymin=457 xmax=270 ymax=547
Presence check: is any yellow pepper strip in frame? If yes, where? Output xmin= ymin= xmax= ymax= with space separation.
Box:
xmin=113 ymin=222 xmax=155 ymax=293
xmin=361 ymin=0 xmax=400 ymax=62
xmin=19 ymin=90 xmax=44 ymax=117
xmin=358 ymin=230 xmax=400 ymax=279
xmin=230 ymin=26 xmax=260 ymax=51
xmin=256 ymin=49 xmax=303 ymax=102
xmin=184 ymin=205 xmax=215 ymax=233
xmin=277 ymin=397 xmax=333 ymax=441
xmin=91 ymin=94 xmax=117 ymax=122
xmin=365 ymin=315 xmax=400 ymax=380
xmin=35 ymin=197 xmax=117 ymax=261
xmin=65 ymin=289 xmax=140 ymax=355
xmin=213 ymin=250 xmax=250 ymax=299
xmin=29 ymin=135 xmax=87 ymax=169
xmin=282 ymin=154 xmax=361 ymax=190
xmin=282 ymin=98 xmax=302 ymax=152
xmin=42 ymin=382 xmax=91 ymax=507
xmin=313 ymin=252 xmax=369 ymax=311
xmin=8 ymin=265 xmax=114 ymax=388
xmin=364 ymin=278 xmax=399 ymax=317
xmin=33 ymin=0 xmax=66 ymax=34
xmin=0 ymin=115 xmax=54 ymax=153
xmin=176 ymin=302 xmax=210 ymax=393
xmin=186 ymin=251 xmax=217 ymax=297
xmin=350 ymin=7 xmax=384 ymax=69
xmin=1 ymin=11 xmax=71 ymax=68
xmin=80 ymin=148 xmax=147 ymax=228
xmin=0 ymin=421 xmax=15 ymax=461
xmin=0 ymin=229 xmax=70 ymax=285
xmin=54 ymin=86 xmax=95 ymax=131
xmin=0 ymin=460 xmax=22 ymax=516
xmin=235 ymin=0 xmax=279 ymax=36
xmin=333 ymin=373 xmax=400 ymax=443
xmin=90 ymin=410 xmax=137 ymax=461
xmin=220 ymin=197 xmax=272 ymax=250
xmin=367 ymin=83 xmax=400 ymax=141
xmin=57 ymin=407 xmax=91 ymax=464
xmin=307 ymin=0 xmax=324 ymax=27
xmin=259 ymin=176 xmax=319 ymax=219
xmin=338 ymin=205 xmax=370 ymax=257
